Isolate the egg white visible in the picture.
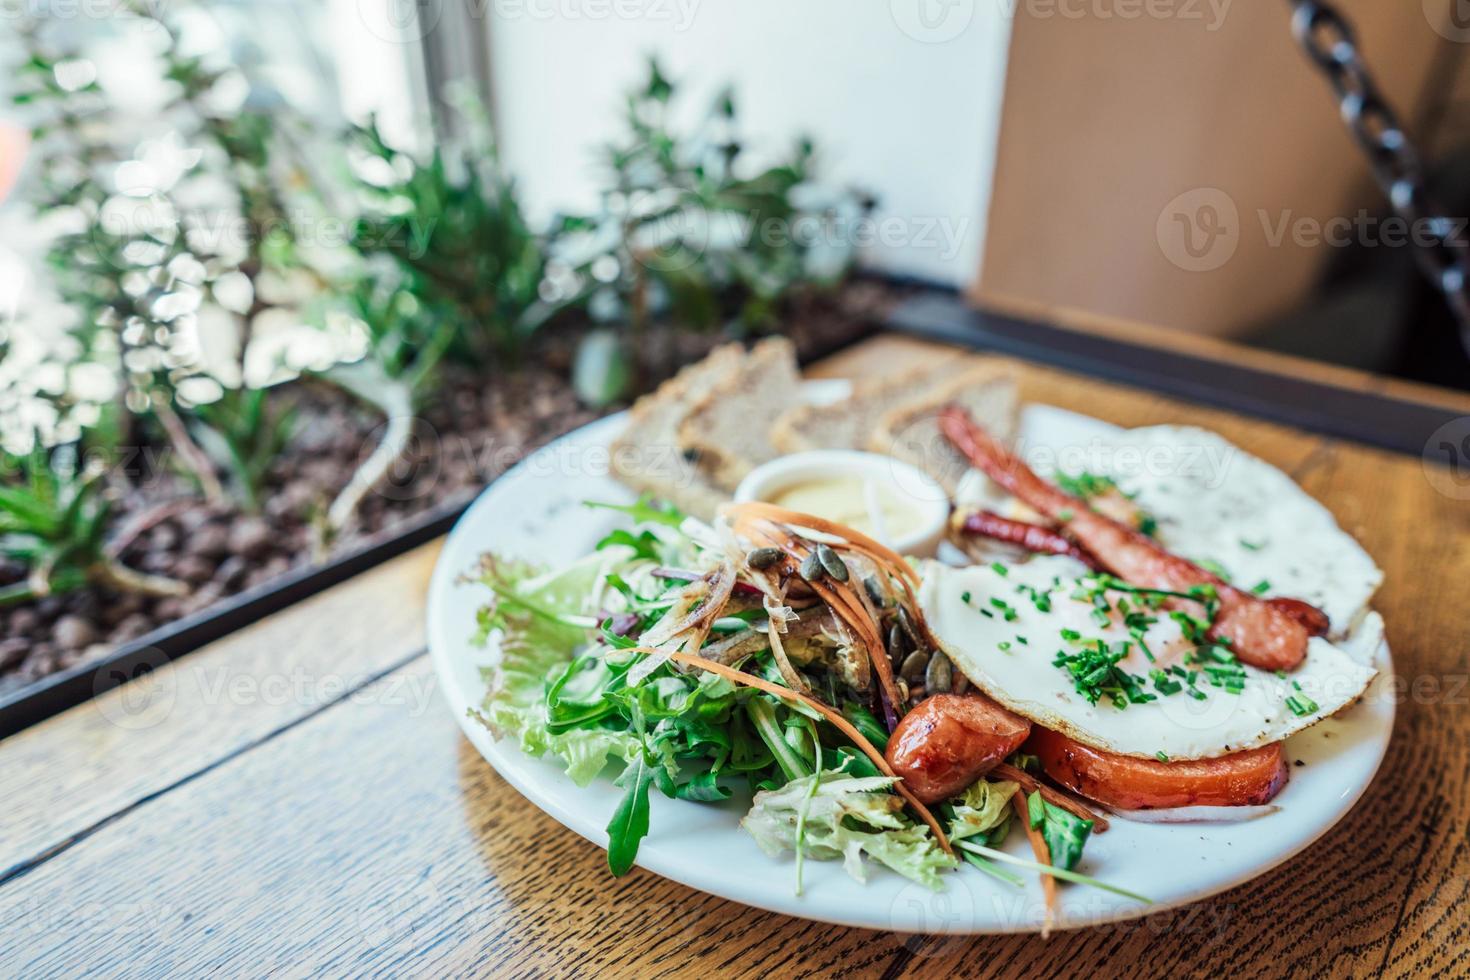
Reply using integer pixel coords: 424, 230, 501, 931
919, 556, 1381, 761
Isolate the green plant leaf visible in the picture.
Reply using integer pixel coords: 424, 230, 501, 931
607, 754, 655, 875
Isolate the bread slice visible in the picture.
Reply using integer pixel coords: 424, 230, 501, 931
609, 343, 745, 520
770, 359, 974, 455
869, 366, 1018, 494
676, 337, 801, 490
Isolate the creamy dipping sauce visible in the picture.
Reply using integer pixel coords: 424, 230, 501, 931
767, 476, 925, 541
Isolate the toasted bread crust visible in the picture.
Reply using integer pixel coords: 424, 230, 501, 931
870, 365, 1017, 493
609, 343, 746, 519
676, 337, 799, 490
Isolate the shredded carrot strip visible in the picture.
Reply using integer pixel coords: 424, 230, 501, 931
1012, 791, 1056, 937
723, 502, 918, 586
736, 516, 906, 719
647, 648, 953, 857
992, 763, 1109, 833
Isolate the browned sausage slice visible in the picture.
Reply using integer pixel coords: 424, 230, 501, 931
1028, 727, 1288, 810
885, 694, 1032, 804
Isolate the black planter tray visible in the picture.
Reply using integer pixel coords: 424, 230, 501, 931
0, 491, 474, 740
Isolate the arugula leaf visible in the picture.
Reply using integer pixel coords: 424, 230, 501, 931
1026, 790, 1094, 872
607, 754, 656, 875
841, 702, 889, 752
596, 528, 663, 560
585, 493, 686, 527
674, 770, 731, 802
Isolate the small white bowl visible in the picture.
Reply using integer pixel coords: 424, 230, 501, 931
733, 450, 952, 557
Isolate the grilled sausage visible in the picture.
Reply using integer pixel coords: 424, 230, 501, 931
1028, 727, 1289, 810
885, 694, 1032, 804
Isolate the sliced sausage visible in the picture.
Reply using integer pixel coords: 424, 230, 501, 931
1028, 727, 1289, 810
885, 694, 1032, 804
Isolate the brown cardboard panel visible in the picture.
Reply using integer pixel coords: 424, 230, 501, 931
976, 2, 1459, 338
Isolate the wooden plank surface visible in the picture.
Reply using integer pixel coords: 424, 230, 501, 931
2, 335, 1466, 978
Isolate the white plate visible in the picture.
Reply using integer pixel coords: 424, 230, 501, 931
426, 402, 1394, 934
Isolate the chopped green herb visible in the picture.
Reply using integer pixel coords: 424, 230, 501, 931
991, 562, 1008, 577
961, 591, 972, 605
1285, 694, 1319, 716
1251, 579, 1271, 596
1155, 751, 1169, 763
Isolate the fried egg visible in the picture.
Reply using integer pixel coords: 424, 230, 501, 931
919, 556, 1381, 761
958, 422, 1384, 637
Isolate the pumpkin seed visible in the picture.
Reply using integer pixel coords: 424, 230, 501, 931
863, 574, 888, 609
815, 544, 849, 582
925, 651, 953, 693
798, 550, 824, 582
746, 546, 782, 570
899, 649, 931, 683
896, 605, 922, 650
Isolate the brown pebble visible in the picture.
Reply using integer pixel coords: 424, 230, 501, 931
215, 555, 250, 588
0, 637, 27, 671
172, 555, 216, 584
53, 614, 99, 651
228, 517, 273, 559
7, 607, 39, 638
111, 614, 155, 643
188, 523, 230, 559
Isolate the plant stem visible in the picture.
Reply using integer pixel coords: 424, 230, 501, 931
88, 560, 188, 598
154, 400, 226, 505
326, 410, 413, 534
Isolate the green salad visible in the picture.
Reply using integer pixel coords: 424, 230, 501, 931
467, 496, 1147, 903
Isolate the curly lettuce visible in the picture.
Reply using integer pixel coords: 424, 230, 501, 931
741, 773, 957, 889
470, 548, 641, 785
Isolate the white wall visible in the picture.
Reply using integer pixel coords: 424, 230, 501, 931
485, 1, 1013, 286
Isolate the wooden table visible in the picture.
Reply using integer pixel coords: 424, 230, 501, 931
3, 336, 1467, 978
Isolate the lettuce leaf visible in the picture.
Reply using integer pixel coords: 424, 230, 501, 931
740, 773, 957, 889
471, 549, 640, 785
947, 778, 1019, 843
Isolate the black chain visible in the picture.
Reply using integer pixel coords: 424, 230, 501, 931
1288, 0, 1470, 356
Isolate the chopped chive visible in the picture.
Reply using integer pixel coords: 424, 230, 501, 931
1155, 751, 1169, 763
1285, 694, 1319, 716
1251, 580, 1271, 596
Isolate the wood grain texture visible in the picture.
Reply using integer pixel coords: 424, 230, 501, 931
0, 541, 440, 878
1, 335, 1466, 978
